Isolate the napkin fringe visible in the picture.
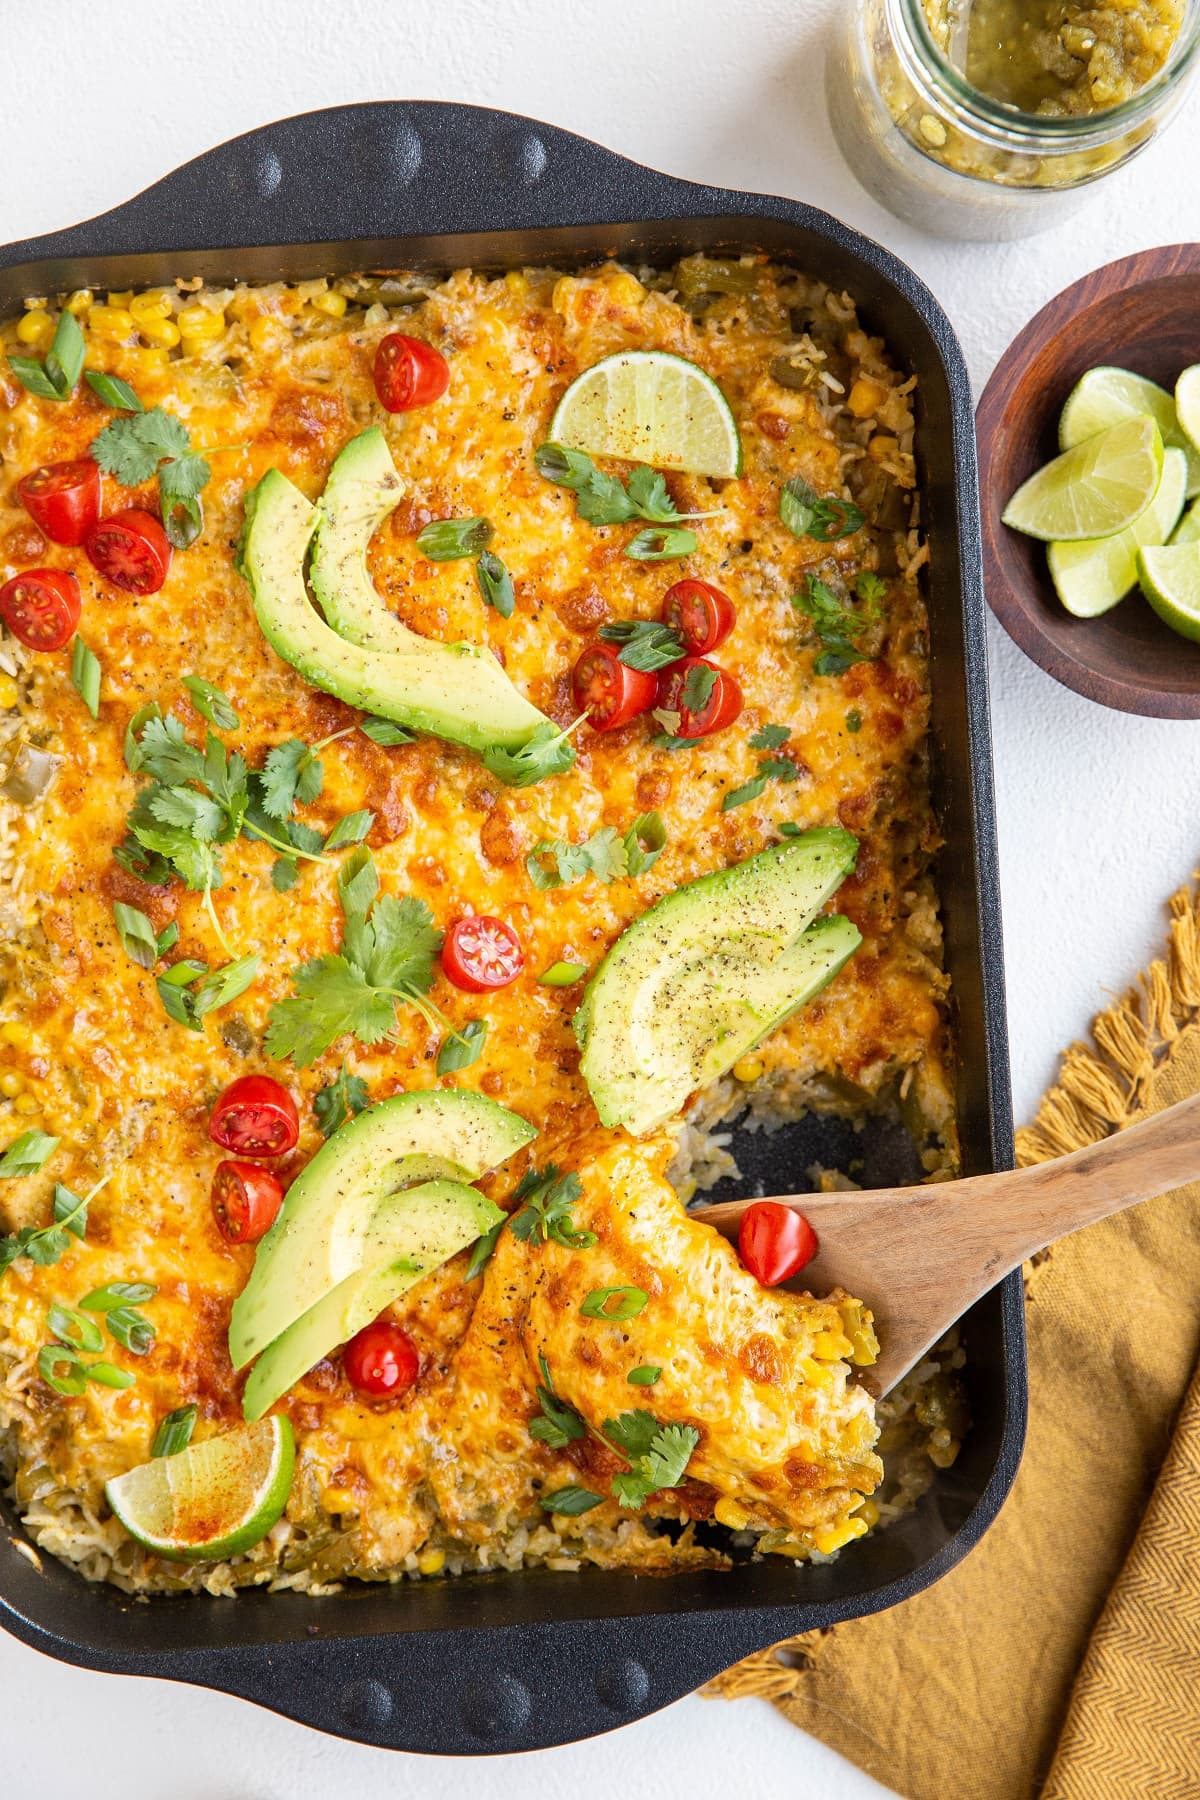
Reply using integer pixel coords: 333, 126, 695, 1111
708, 873, 1200, 1709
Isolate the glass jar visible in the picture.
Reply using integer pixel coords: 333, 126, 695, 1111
827, 0, 1200, 239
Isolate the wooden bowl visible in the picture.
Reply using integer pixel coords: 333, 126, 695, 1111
978, 244, 1200, 719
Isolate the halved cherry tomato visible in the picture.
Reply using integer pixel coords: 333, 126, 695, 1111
442, 915, 524, 991
343, 1320, 421, 1397
209, 1074, 299, 1157
738, 1201, 818, 1287
85, 508, 172, 595
0, 569, 81, 651
572, 641, 658, 731
655, 655, 743, 738
662, 579, 735, 656
211, 1160, 284, 1245
17, 459, 102, 547
373, 333, 450, 412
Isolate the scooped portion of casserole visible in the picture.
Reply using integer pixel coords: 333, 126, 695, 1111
0, 259, 959, 1594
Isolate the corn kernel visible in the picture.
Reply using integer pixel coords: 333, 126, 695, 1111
812, 1330, 854, 1361
732, 1055, 764, 1084
799, 1355, 834, 1387
417, 1548, 446, 1576
137, 315, 181, 349
713, 1497, 752, 1531
65, 289, 93, 316
847, 377, 888, 419
812, 1515, 869, 1556
928, 1434, 960, 1470
310, 289, 347, 318
88, 305, 136, 341
505, 270, 529, 296
606, 270, 646, 307
867, 434, 900, 463
131, 349, 170, 378
0, 1071, 25, 1098
0, 1021, 32, 1049
13, 1091, 40, 1116
107, 290, 134, 309
178, 305, 225, 346
249, 316, 286, 354
853, 1497, 880, 1529
320, 1487, 360, 1516
0, 673, 20, 710
130, 289, 173, 322
16, 309, 54, 349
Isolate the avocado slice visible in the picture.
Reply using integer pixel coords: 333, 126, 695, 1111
308, 427, 415, 654
228, 1090, 535, 1369
574, 829, 862, 1136
236, 458, 550, 752
241, 1177, 502, 1421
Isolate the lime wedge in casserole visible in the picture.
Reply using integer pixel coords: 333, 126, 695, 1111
1137, 542, 1200, 643
104, 1416, 294, 1561
549, 349, 742, 478
1048, 446, 1187, 617
1002, 416, 1162, 543
1059, 364, 1200, 498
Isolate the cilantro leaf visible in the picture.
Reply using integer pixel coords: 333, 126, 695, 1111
264, 955, 395, 1066
313, 1063, 370, 1138
530, 1356, 588, 1449
855, 571, 889, 606
535, 443, 639, 525
481, 721, 577, 789
680, 663, 716, 713
91, 406, 189, 485
539, 1486, 604, 1515
792, 574, 882, 678
603, 1410, 662, 1460
748, 723, 790, 751
624, 464, 682, 523
607, 1418, 700, 1510
779, 477, 864, 543
526, 814, 665, 889
507, 1165, 595, 1250
721, 774, 769, 812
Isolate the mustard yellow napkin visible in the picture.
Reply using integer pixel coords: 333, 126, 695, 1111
708, 880, 1200, 1800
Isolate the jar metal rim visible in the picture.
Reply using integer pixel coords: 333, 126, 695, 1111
894, 0, 1200, 149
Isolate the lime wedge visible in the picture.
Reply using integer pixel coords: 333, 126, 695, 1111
1059, 364, 1200, 497
105, 1416, 294, 1561
1138, 543, 1200, 643
1170, 497, 1200, 545
549, 350, 742, 477
1002, 416, 1163, 543
1048, 447, 1187, 617
1174, 366, 1200, 489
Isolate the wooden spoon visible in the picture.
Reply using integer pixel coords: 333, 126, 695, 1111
695, 1091, 1200, 1395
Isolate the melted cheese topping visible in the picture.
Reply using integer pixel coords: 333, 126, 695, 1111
0, 262, 952, 1591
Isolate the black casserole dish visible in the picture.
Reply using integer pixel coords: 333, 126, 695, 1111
0, 101, 1020, 1755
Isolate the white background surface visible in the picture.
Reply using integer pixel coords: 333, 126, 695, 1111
3, 2, 1199, 1794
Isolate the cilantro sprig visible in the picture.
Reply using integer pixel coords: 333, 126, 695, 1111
313, 1062, 370, 1138
0, 1172, 111, 1280
535, 444, 714, 561
721, 723, 801, 812
533, 1393, 701, 1515
526, 812, 666, 890
91, 405, 241, 549
779, 476, 864, 543
263, 846, 472, 1069
7, 309, 84, 402
793, 573, 885, 678
530, 1355, 587, 1449
466, 1162, 593, 1279
481, 717, 583, 789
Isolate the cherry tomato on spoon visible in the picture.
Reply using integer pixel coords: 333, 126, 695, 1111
738, 1201, 818, 1287
572, 641, 657, 731
441, 915, 524, 991
0, 569, 81, 651
17, 459, 102, 547
211, 1160, 284, 1245
662, 579, 735, 655
655, 655, 743, 738
209, 1074, 299, 1157
344, 1320, 421, 1397
373, 333, 450, 412
85, 507, 172, 595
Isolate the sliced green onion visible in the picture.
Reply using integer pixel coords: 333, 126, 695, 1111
416, 517, 493, 560
580, 1285, 648, 1322
538, 961, 588, 987
70, 636, 101, 719
627, 1365, 662, 1386
152, 1403, 198, 1457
